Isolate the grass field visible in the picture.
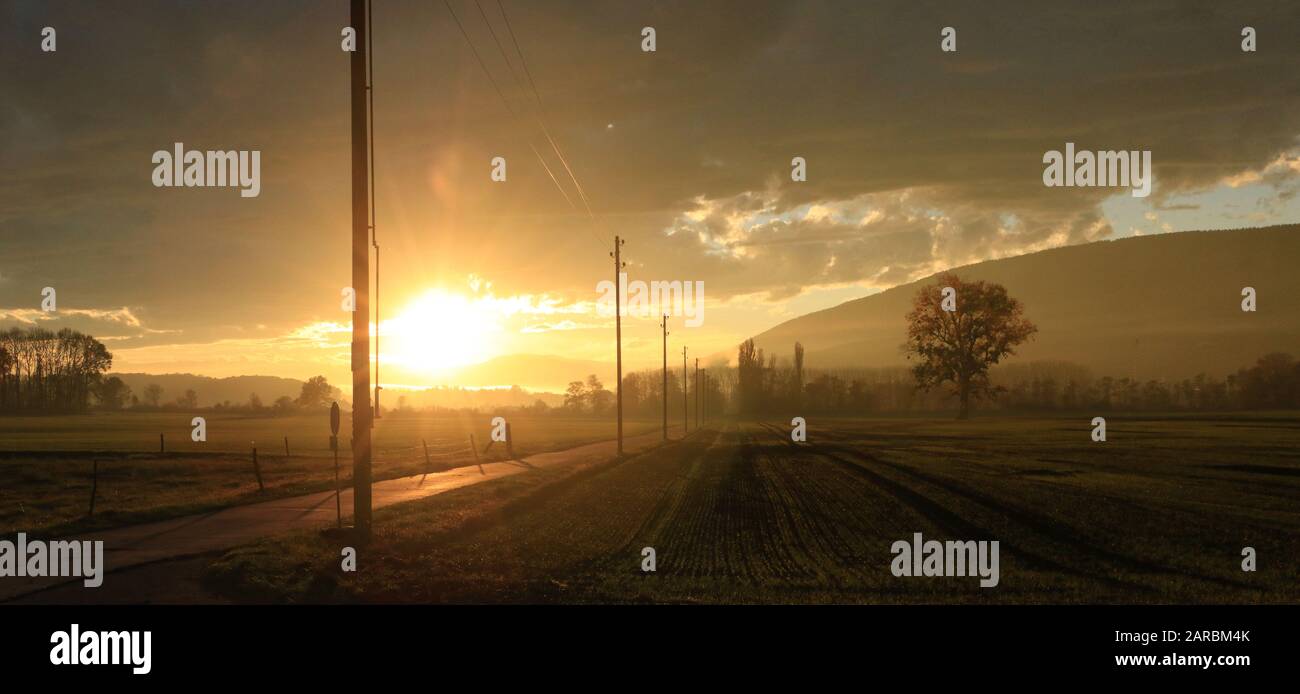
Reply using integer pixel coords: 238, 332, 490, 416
0, 411, 660, 536
0, 410, 650, 457
204, 413, 1300, 604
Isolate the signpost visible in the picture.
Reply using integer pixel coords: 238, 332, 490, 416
330, 401, 341, 528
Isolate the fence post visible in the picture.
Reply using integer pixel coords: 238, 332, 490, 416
284, 435, 290, 457
160, 433, 164, 454
470, 434, 484, 475
416, 438, 435, 488
252, 443, 264, 491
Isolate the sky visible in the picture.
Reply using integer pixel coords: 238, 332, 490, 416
2, 0, 1299, 392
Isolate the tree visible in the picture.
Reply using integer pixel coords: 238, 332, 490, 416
143, 383, 164, 407
174, 389, 198, 409
736, 338, 768, 414
273, 395, 296, 414
1236, 352, 1298, 409
905, 273, 1037, 418
296, 375, 334, 410
93, 376, 132, 411
564, 381, 585, 411
792, 341, 805, 408
248, 393, 264, 411
584, 374, 613, 414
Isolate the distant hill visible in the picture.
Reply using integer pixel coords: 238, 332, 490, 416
111, 354, 612, 407
425, 353, 614, 393
387, 385, 564, 411
746, 225, 1300, 380
109, 373, 306, 408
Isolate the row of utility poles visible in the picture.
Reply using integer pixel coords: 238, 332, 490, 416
618, 236, 712, 454
353, 0, 715, 541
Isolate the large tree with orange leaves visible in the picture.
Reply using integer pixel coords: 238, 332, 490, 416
905, 273, 1037, 418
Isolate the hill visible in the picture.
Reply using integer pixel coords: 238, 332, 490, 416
746, 225, 1300, 380
109, 373, 307, 408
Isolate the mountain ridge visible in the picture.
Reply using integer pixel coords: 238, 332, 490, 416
744, 225, 1300, 380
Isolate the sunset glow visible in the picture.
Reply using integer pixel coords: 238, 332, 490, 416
383, 290, 503, 373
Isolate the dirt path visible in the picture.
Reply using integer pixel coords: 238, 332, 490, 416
0, 425, 685, 603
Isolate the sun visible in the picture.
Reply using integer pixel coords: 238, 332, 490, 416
382, 290, 501, 375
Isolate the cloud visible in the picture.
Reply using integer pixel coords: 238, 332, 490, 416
0, 306, 146, 330
3, 0, 1299, 371
655, 184, 1111, 301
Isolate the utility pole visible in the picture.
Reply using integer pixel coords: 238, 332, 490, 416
373, 245, 381, 425
695, 358, 700, 430
700, 368, 706, 425
612, 236, 625, 455
682, 346, 688, 436
350, 0, 372, 537
369, 0, 381, 426
660, 314, 668, 441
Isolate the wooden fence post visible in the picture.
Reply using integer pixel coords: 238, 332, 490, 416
470, 434, 484, 475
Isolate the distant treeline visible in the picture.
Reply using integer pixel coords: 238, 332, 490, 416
0, 328, 113, 414
0, 327, 347, 417
129, 375, 340, 416
561, 371, 725, 418
725, 344, 1300, 414
991, 353, 1300, 412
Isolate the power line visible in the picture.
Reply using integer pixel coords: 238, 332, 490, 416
475, 0, 526, 105
495, 0, 603, 237
481, 0, 606, 246
444, 0, 600, 247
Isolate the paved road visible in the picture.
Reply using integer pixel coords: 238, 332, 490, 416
0, 425, 686, 602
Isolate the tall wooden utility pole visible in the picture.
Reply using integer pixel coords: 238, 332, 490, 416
350, 0, 373, 537
368, 0, 381, 426
682, 346, 688, 436
695, 358, 700, 430
612, 236, 625, 455
660, 315, 668, 441
701, 369, 707, 424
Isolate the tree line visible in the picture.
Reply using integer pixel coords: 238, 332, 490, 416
563, 370, 725, 419
728, 273, 1300, 416
0, 326, 341, 417
725, 353, 1300, 415
0, 327, 113, 414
